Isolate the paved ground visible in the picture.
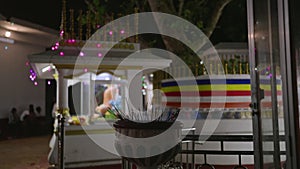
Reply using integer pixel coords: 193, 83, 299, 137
0, 135, 53, 169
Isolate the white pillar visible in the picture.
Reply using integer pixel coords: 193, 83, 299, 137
126, 70, 143, 111
57, 69, 69, 111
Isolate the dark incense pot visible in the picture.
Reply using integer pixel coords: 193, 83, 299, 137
113, 119, 183, 169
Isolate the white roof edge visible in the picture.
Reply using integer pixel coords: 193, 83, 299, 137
9, 17, 58, 35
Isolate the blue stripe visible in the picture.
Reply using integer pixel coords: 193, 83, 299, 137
161, 78, 281, 87
162, 79, 251, 87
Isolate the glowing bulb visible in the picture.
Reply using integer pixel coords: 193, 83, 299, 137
120, 30, 125, 34
59, 52, 64, 56
79, 52, 85, 56
34, 81, 38, 86
84, 68, 88, 72
109, 31, 113, 35
96, 44, 101, 48
98, 53, 102, 57
5, 31, 11, 37
47, 81, 51, 85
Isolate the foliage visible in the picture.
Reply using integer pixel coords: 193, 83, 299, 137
80, 0, 242, 66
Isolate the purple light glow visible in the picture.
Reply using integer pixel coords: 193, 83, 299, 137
120, 30, 125, 34
34, 81, 38, 86
96, 44, 101, 48
84, 68, 88, 72
98, 53, 102, 57
60, 30, 64, 36
79, 52, 85, 56
47, 81, 51, 85
59, 52, 64, 56
51, 47, 55, 51
109, 31, 113, 35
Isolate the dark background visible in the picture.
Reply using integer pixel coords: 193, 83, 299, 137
0, 0, 247, 44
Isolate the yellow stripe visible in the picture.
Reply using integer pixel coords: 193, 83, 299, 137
260, 84, 281, 91
66, 129, 115, 136
161, 85, 250, 92
161, 84, 281, 92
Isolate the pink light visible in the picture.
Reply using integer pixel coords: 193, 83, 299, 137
60, 30, 64, 36
96, 44, 101, 48
67, 39, 72, 43
55, 42, 59, 46
59, 52, 64, 56
71, 39, 76, 43
120, 30, 125, 34
109, 31, 113, 35
51, 47, 55, 51
25, 61, 29, 66
96, 25, 101, 28
98, 53, 102, 57
47, 81, 51, 85
34, 81, 38, 86
79, 52, 85, 57
84, 68, 88, 72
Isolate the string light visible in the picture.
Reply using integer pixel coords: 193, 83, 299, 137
5, 31, 11, 38
79, 52, 85, 56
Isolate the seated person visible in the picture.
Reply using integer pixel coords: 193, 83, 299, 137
95, 85, 122, 119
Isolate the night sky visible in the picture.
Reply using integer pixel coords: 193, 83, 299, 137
0, 0, 247, 43
0, 0, 86, 30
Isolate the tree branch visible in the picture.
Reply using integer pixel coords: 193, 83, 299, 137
178, 0, 185, 16
204, 0, 233, 37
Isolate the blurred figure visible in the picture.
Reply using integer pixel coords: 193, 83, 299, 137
8, 107, 20, 138
35, 106, 42, 117
95, 85, 121, 119
20, 104, 37, 136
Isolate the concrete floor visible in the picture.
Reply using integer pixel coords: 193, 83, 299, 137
0, 135, 53, 169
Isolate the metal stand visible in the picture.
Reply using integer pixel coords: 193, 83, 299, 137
57, 114, 65, 169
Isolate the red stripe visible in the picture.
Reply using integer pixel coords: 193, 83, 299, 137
163, 91, 282, 97
264, 91, 282, 96
162, 102, 282, 109
164, 91, 250, 97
